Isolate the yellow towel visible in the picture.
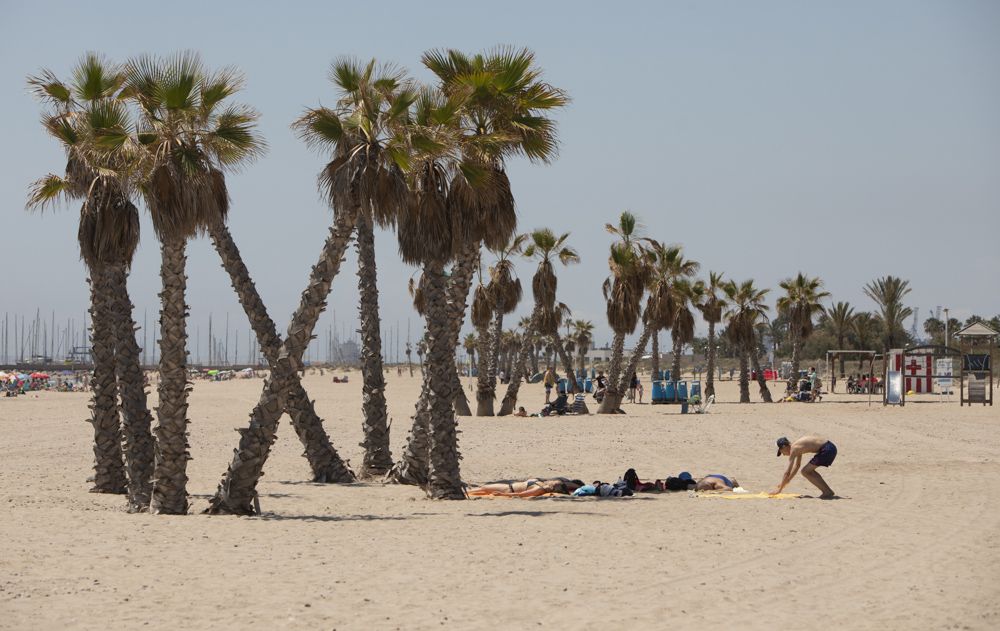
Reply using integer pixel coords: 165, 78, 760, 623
698, 492, 802, 500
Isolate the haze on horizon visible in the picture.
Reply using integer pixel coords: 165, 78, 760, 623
1, 0, 998, 362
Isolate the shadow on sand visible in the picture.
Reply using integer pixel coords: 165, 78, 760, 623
466, 510, 607, 518
256, 512, 419, 523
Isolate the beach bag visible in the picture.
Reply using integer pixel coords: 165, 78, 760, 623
664, 476, 693, 491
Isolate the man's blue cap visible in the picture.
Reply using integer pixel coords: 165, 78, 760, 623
678, 471, 693, 481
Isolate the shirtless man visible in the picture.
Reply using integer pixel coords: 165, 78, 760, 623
771, 435, 838, 498
695, 474, 739, 492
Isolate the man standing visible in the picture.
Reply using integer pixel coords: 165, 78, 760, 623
771, 435, 837, 498
542, 367, 557, 404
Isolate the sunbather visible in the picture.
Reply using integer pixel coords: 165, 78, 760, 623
695, 474, 740, 491
467, 477, 585, 497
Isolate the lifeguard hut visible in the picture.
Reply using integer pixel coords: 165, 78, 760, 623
956, 321, 996, 406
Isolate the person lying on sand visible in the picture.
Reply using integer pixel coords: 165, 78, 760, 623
771, 435, 837, 498
695, 474, 740, 492
467, 477, 585, 497
513, 406, 528, 417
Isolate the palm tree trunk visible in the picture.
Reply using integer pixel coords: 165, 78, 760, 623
87, 266, 126, 495
738, 347, 751, 403
384, 366, 432, 487
476, 320, 495, 416
597, 332, 627, 414
705, 321, 717, 398
446, 242, 478, 417
651, 331, 660, 379
837, 336, 846, 376
671, 335, 683, 382
552, 333, 578, 393
530, 343, 539, 375
423, 261, 464, 499
498, 307, 541, 416
207, 201, 359, 515
208, 221, 354, 483
790, 335, 801, 381
385, 243, 479, 484
749, 343, 773, 402
150, 236, 190, 514
107, 265, 155, 511
479, 310, 504, 416
355, 213, 393, 477
615, 324, 653, 395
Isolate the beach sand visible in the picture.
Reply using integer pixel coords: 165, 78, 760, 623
1, 371, 998, 630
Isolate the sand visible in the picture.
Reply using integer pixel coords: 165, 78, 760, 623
1, 371, 998, 630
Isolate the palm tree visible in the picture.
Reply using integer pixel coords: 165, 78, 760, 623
386, 46, 566, 485
27, 55, 155, 509
777, 273, 829, 381
470, 281, 493, 402
724, 280, 770, 403
597, 212, 651, 414
823, 301, 855, 377
670, 279, 702, 383
129, 56, 353, 488
478, 234, 524, 415
694, 271, 726, 398
462, 333, 477, 375
499, 229, 579, 415
571, 320, 594, 374
863, 276, 913, 351
613, 242, 697, 402
852, 312, 879, 370
421, 47, 567, 413
207, 58, 413, 514
298, 58, 414, 478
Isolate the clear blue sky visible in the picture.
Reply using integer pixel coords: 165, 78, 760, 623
2, 0, 998, 361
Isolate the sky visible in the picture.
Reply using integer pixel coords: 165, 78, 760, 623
1, 0, 998, 363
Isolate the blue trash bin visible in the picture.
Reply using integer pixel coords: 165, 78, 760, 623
664, 381, 677, 402
677, 380, 688, 401
557, 378, 568, 394
681, 401, 689, 414
689, 380, 701, 399
651, 380, 666, 403
584, 378, 593, 393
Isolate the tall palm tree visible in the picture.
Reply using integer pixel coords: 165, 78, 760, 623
823, 301, 855, 377
724, 280, 770, 403
478, 234, 524, 415
129, 56, 354, 488
852, 312, 879, 370
498, 229, 579, 414
571, 320, 594, 374
462, 333, 477, 375
420, 48, 567, 417
777, 273, 829, 380
386, 46, 566, 483
863, 276, 913, 351
27, 55, 155, 509
299, 58, 414, 478
597, 212, 651, 414
697, 271, 727, 398
470, 281, 493, 400
207, 58, 413, 514
613, 242, 697, 402
669, 279, 702, 383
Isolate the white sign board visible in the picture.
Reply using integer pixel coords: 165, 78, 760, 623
936, 358, 953, 389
